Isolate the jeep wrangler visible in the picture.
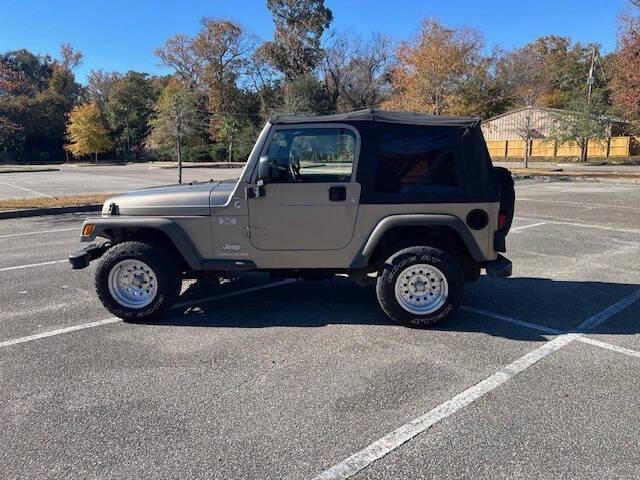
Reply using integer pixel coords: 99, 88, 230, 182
69, 109, 514, 328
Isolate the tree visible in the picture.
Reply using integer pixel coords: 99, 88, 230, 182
610, 14, 640, 131
155, 34, 201, 88
66, 102, 113, 163
147, 79, 205, 182
0, 46, 82, 162
193, 18, 256, 139
384, 20, 483, 115
258, 0, 333, 80
323, 32, 393, 111
104, 71, 156, 159
550, 95, 611, 162
60, 43, 83, 71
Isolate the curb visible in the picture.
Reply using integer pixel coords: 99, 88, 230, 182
513, 174, 640, 185
0, 204, 102, 220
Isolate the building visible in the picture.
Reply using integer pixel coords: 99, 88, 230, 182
481, 106, 625, 141
481, 106, 635, 159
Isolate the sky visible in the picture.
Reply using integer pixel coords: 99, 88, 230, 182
0, 0, 632, 83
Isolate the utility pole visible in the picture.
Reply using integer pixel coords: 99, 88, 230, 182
587, 47, 596, 104
582, 48, 597, 162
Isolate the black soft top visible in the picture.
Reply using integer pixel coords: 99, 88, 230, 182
269, 108, 480, 128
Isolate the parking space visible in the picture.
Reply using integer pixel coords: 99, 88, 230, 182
0, 164, 244, 200
0, 181, 639, 479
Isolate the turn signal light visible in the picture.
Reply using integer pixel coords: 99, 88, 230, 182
498, 213, 507, 230
82, 224, 95, 236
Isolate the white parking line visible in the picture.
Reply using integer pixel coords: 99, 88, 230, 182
314, 289, 640, 480
0, 259, 67, 272
172, 279, 296, 309
0, 317, 121, 348
514, 216, 640, 235
578, 336, 640, 360
574, 288, 640, 332
0, 179, 54, 198
510, 221, 547, 233
312, 334, 578, 480
0, 227, 78, 239
0, 280, 295, 349
518, 198, 640, 213
460, 306, 562, 335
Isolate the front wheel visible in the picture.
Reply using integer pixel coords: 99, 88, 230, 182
95, 241, 181, 321
376, 246, 464, 328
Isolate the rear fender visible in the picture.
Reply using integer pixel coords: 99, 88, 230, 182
353, 214, 486, 267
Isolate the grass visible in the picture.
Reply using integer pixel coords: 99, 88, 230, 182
0, 167, 59, 174
0, 194, 114, 212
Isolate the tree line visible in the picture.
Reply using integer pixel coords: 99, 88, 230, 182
1, 0, 640, 164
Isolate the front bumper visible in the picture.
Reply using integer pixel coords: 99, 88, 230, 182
68, 243, 110, 269
485, 254, 512, 278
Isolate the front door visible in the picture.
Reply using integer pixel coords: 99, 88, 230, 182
247, 125, 361, 251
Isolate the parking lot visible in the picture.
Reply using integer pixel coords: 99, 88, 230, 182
1, 180, 639, 479
0, 164, 244, 200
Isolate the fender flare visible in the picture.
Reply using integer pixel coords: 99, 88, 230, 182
356, 214, 485, 266
80, 217, 203, 270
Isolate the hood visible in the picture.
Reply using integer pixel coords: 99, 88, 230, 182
102, 180, 238, 216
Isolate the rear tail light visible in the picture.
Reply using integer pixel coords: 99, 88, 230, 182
498, 213, 507, 230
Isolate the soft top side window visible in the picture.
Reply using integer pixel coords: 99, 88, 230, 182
265, 127, 356, 183
375, 124, 459, 194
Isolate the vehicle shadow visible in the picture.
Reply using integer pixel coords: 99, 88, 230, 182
145, 275, 639, 342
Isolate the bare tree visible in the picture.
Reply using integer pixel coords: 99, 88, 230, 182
155, 34, 202, 88
60, 43, 83, 71
323, 32, 393, 111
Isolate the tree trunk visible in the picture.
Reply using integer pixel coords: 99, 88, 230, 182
177, 139, 182, 184
95, 152, 98, 164
228, 133, 233, 162
524, 138, 530, 169
581, 139, 588, 163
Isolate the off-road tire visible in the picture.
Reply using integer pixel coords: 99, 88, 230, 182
376, 246, 464, 328
95, 241, 181, 322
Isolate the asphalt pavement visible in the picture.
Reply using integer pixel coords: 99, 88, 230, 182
1, 181, 639, 479
0, 164, 244, 200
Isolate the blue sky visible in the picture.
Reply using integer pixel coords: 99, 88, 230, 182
0, 0, 631, 83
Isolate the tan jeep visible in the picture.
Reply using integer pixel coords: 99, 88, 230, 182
69, 109, 514, 328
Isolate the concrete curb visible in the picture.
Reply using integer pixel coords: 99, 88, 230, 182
513, 174, 640, 185
0, 204, 102, 220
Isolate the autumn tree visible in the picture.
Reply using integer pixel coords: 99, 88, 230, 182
611, 14, 640, 131
156, 19, 256, 146
258, 0, 333, 80
66, 102, 113, 163
384, 20, 483, 115
147, 79, 206, 182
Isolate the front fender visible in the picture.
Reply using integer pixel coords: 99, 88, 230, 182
79, 217, 203, 270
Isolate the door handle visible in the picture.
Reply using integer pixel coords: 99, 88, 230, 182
329, 186, 346, 201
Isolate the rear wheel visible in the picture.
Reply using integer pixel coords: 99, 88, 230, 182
376, 246, 464, 328
95, 241, 181, 321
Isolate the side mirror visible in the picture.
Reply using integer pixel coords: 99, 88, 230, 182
257, 155, 271, 182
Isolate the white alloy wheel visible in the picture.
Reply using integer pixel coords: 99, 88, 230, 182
394, 263, 449, 315
108, 259, 158, 309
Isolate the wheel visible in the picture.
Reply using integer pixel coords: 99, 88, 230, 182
95, 241, 181, 321
376, 246, 464, 328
